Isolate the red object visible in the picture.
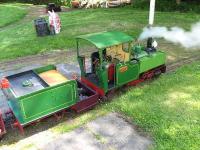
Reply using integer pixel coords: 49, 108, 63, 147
71, 96, 99, 113
71, 81, 99, 113
81, 77, 105, 97
53, 110, 66, 121
13, 120, 24, 135
127, 71, 153, 86
11, 108, 68, 135
0, 111, 6, 137
127, 79, 144, 86
108, 64, 115, 82
71, 1, 80, 8
141, 70, 154, 80
0, 78, 10, 89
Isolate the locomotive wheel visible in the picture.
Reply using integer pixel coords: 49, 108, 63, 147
140, 65, 166, 80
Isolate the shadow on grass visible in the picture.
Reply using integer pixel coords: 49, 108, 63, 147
0, 107, 108, 147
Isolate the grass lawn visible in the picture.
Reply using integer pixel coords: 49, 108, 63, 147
0, 3, 27, 28
0, 6, 200, 62
104, 62, 200, 150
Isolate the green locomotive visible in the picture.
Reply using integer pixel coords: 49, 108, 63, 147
77, 31, 166, 96
0, 31, 166, 135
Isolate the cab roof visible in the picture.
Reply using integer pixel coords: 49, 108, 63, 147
76, 31, 134, 49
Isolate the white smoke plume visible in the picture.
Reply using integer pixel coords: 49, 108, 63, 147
139, 21, 200, 49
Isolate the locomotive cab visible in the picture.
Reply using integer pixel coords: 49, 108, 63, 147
76, 31, 140, 96
76, 31, 166, 97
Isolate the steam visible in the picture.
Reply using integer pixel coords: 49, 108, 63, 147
139, 21, 200, 49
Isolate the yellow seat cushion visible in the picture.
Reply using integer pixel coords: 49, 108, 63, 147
117, 47, 130, 62
107, 44, 130, 62
39, 70, 68, 86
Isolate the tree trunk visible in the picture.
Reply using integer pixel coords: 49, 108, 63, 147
176, 0, 181, 5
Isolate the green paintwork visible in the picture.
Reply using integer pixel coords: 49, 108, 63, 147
139, 51, 166, 73
76, 31, 134, 49
34, 65, 56, 74
77, 56, 86, 77
76, 31, 166, 94
76, 31, 134, 93
8, 66, 78, 125
132, 45, 148, 59
116, 61, 139, 86
96, 65, 108, 92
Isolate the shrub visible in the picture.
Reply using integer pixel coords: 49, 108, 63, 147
0, 0, 70, 6
133, 0, 200, 13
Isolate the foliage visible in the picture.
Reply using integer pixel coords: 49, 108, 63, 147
133, 0, 200, 13
0, 0, 70, 5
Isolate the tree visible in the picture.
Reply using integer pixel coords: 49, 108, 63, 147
176, 0, 181, 4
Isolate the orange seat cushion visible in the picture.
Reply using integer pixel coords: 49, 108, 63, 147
39, 70, 68, 86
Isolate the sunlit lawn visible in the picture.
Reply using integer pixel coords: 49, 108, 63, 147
104, 61, 200, 150
0, 3, 27, 27
0, 5, 200, 62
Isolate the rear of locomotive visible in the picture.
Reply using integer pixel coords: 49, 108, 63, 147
0, 65, 99, 135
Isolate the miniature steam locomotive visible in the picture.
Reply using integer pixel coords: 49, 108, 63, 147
0, 31, 166, 137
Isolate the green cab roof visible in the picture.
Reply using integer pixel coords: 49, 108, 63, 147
76, 31, 134, 49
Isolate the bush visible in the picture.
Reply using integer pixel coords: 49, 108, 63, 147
133, 0, 200, 13
0, 0, 71, 6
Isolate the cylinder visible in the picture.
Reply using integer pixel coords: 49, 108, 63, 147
149, 0, 156, 26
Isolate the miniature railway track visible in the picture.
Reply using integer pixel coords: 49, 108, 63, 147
1, 49, 199, 74
166, 55, 200, 73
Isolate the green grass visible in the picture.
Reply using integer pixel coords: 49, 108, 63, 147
103, 61, 200, 150
0, 3, 27, 28
51, 108, 109, 133
0, 6, 200, 62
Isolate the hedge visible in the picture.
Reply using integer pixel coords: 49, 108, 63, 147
0, 0, 70, 5
133, 0, 200, 13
